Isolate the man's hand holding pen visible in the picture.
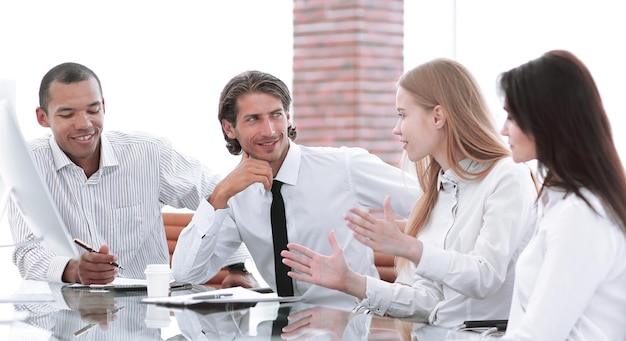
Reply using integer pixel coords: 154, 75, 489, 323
62, 239, 123, 285
74, 238, 125, 269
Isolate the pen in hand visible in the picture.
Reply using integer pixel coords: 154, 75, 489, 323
73, 238, 125, 270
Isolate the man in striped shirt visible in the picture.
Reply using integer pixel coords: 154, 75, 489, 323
9, 62, 257, 287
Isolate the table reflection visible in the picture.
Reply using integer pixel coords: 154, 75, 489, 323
409, 323, 505, 341
12, 285, 166, 340
173, 302, 386, 340
7, 281, 490, 341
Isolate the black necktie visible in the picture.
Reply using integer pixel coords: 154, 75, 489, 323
271, 306, 291, 336
271, 180, 294, 296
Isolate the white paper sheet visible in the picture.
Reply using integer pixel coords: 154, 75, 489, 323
65, 277, 151, 289
141, 286, 301, 306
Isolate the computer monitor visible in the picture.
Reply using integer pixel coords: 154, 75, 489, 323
0, 99, 78, 257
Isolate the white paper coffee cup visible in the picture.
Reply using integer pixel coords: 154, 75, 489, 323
144, 264, 171, 297
145, 304, 171, 328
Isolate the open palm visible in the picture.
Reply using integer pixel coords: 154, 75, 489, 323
281, 231, 352, 292
344, 195, 415, 259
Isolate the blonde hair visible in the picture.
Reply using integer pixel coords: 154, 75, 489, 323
397, 59, 510, 270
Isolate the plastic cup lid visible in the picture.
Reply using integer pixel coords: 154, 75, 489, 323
144, 264, 171, 273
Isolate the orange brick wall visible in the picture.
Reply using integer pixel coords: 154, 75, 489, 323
292, 0, 404, 166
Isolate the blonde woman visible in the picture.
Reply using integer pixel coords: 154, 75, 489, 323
282, 59, 537, 327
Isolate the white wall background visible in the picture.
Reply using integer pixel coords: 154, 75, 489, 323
404, 0, 626, 160
0, 1, 294, 177
1, 0, 625, 314
3, 0, 624, 187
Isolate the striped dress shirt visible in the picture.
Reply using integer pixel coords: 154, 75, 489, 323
9, 131, 249, 282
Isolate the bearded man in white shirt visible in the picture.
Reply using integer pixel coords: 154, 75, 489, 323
171, 70, 420, 307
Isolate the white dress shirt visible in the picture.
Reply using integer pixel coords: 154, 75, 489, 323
9, 131, 250, 282
502, 187, 626, 341
172, 141, 420, 307
356, 158, 537, 327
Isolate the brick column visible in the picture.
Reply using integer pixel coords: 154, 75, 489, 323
292, 0, 404, 165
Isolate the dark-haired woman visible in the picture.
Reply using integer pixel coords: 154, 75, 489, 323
499, 50, 626, 340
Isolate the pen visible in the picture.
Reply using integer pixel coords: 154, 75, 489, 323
73, 238, 125, 269
170, 282, 193, 291
191, 293, 234, 300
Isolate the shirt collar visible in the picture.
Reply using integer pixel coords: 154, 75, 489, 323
273, 140, 299, 187
48, 135, 72, 171
99, 134, 119, 168
436, 158, 479, 192
48, 133, 119, 172
540, 186, 570, 209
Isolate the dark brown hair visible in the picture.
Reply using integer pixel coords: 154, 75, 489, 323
218, 70, 297, 155
499, 50, 626, 232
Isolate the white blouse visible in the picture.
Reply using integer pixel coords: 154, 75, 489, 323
502, 187, 626, 341
358, 158, 538, 328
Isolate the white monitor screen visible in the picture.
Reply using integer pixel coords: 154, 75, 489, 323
0, 99, 78, 258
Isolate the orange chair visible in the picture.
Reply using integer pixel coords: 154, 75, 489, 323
373, 251, 396, 283
162, 212, 397, 288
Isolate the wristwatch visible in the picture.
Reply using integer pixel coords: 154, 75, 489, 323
225, 262, 249, 274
